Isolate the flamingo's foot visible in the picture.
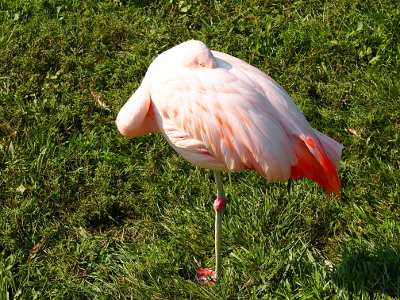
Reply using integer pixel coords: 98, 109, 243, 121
195, 267, 217, 286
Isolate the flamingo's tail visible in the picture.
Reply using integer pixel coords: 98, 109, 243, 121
290, 131, 343, 199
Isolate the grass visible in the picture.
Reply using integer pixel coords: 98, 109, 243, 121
0, 0, 399, 298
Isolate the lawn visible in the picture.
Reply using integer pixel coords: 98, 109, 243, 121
0, 0, 399, 299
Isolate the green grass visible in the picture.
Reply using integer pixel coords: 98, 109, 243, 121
0, 0, 399, 298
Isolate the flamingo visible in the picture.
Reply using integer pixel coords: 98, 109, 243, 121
116, 40, 342, 282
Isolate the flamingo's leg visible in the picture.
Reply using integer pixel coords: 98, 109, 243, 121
213, 170, 226, 278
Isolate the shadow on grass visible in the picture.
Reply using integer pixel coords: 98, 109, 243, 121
334, 246, 400, 298
85, 202, 134, 232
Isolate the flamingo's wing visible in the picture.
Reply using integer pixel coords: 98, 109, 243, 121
149, 50, 342, 197
150, 63, 297, 184
213, 51, 343, 197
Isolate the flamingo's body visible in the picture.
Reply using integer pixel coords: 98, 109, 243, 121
116, 40, 342, 279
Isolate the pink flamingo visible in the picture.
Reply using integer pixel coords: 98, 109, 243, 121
116, 40, 342, 282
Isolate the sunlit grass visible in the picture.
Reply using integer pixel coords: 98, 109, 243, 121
0, 0, 399, 299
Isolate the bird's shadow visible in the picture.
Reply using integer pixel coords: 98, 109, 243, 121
332, 245, 400, 298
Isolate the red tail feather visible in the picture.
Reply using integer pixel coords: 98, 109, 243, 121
290, 135, 341, 199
